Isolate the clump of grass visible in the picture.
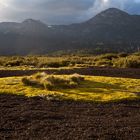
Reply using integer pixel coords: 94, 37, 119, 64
22, 72, 84, 90
70, 73, 85, 83
95, 59, 113, 67
113, 56, 140, 68
22, 77, 42, 88
98, 53, 118, 60
5, 60, 23, 67
33, 72, 46, 79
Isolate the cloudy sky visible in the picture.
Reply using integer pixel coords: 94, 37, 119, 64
0, 0, 140, 25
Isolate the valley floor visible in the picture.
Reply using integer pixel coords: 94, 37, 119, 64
0, 94, 140, 140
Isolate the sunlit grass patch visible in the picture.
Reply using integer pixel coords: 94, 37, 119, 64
58, 76, 140, 101
0, 75, 140, 102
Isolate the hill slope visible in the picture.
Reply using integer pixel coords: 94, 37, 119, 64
0, 8, 140, 55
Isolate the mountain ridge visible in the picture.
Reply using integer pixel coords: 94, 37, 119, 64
0, 8, 140, 55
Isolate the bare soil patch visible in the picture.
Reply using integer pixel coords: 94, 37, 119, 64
0, 67, 140, 79
0, 94, 140, 140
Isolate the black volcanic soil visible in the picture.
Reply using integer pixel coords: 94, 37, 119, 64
0, 67, 140, 79
0, 94, 140, 140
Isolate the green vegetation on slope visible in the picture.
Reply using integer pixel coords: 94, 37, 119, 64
0, 74, 139, 102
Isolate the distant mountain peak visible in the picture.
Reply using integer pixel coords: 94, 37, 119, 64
98, 8, 129, 17
103, 8, 128, 13
86, 8, 130, 24
22, 19, 47, 27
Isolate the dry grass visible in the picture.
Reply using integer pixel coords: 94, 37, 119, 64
22, 73, 85, 90
0, 52, 139, 70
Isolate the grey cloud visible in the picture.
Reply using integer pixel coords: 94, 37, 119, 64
0, 0, 140, 25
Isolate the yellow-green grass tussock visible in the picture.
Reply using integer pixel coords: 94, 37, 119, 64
0, 75, 140, 102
